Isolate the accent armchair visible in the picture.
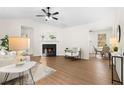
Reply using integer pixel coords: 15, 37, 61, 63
65, 47, 81, 60
101, 45, 110, 58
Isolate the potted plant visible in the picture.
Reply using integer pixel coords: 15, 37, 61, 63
113, 46, 118, 52
0, 35, 9, 51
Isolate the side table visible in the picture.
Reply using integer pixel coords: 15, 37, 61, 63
112, 55, 123, 85
0, 61, 36, 85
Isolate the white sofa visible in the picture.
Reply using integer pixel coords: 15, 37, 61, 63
0, 55, 16, 67
0, 49, 31, 84
0, 50, 20, 84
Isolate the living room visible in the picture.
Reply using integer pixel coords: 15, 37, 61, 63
0, 8, 117, 58
0, 7, 124, 85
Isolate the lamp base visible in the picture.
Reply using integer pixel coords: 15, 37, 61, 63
16, 61, 25, 66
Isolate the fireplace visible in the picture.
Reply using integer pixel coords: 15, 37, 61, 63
42, 44, 56, 56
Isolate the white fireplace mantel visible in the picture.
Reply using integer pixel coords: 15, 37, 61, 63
41, 40, 59, 45
41, 40, 59, 56
41, 40, 59, 43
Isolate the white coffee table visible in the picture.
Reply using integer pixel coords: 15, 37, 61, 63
0, 61, 36, 85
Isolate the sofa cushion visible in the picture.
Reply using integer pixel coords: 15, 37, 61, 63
0, 50, 16, 67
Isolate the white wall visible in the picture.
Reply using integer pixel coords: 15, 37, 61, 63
33, 24, 64, 56
119, 9, 124, 51
0, 19, 21, 38
115, 8, 124, 83
0, 18, 90, 59
21, 26, 34, 54
62, 19, 114, 59
62, 26, 89, 59
0, 19, 64, 56
0, 17, 114, 59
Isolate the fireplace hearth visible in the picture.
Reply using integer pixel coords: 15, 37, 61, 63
42, 44, 56, 56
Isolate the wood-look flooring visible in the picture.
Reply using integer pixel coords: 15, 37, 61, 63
31, 55, 119, 85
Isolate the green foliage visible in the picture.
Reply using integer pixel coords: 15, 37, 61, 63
0, 35, 9, 50
114, 47, 118, 52
49, 34, 56, 39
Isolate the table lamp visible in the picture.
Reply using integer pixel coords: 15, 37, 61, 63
9, 37, 30, 63
110, 37, 118, 52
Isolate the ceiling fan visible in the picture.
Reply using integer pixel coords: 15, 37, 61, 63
36, 7, 59, 21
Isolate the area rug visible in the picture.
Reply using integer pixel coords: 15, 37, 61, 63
0, 63, 56, 85
26, 63, 56, 85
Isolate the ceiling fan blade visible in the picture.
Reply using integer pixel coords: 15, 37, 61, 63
36, 15, 45, 17
52, 12, 59, 15
42, 9, 47, 14
52, 17, 58, 20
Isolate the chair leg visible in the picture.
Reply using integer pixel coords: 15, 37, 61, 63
71, 57, 75, 61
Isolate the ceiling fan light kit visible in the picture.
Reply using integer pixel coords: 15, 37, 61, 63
36, 7, 59, 21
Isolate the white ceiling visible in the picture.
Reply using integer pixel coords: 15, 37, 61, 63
0, 7, 117, 27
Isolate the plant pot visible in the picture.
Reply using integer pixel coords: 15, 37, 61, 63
113, 47, 118, 52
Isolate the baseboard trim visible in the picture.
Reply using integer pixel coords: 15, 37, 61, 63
32, 55, 89, 60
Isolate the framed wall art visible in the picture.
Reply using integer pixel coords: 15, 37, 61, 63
98, 33, 106, 47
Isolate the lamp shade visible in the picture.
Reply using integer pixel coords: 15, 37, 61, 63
9, 37, 30, 51
110, 37, 118, 46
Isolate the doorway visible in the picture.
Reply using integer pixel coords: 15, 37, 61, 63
21, 25, 34, 55
89, 27, 113, 59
